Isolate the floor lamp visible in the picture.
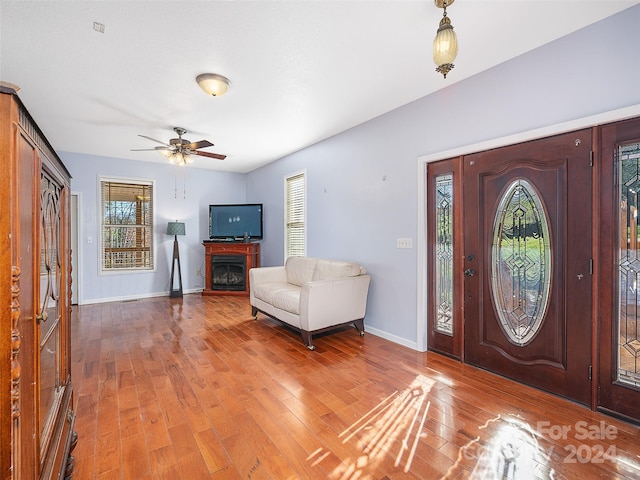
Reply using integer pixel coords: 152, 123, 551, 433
167, 221, 185, 298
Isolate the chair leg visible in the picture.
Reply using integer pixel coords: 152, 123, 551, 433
354, 318, 365, 336
300, 330, 315, 350
251, 306, 258, 318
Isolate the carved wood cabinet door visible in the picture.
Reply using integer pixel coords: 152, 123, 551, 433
37, 165, 74, 479
0, 86, 75, 480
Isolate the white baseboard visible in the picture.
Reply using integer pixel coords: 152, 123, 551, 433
78, 287, 204, 305
365, 325, 418, 351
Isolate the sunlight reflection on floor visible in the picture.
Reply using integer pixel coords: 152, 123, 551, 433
307, 374, 435, 479
306, 372, 640, 479
443, 415, 555, 480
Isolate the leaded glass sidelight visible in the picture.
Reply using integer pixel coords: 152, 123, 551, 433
491, 179, 551, 346
617, 142, 640, 387
434, 173, 454, 335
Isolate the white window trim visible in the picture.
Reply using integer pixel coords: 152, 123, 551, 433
97, 175, 157, 276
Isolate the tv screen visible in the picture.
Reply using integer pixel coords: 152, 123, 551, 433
209, 203, 263, 240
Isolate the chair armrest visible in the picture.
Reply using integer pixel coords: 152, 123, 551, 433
249, 266, 287, 286
249, 266, 287, 305
299, 275, 371, 331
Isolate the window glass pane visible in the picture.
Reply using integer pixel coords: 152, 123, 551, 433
491, 179, 551, 346
617, 141, 640, 387
435, 173, 454, 335
286, 173, 305, 258
100, 179, 154, 271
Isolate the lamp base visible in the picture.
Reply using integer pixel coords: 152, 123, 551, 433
169, 236, 183, 298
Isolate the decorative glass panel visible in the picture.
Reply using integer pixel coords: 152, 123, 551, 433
617, 142, 640, 387
435, 173, 454, 335
491, 179, 551, 346
39, 172, 64, 453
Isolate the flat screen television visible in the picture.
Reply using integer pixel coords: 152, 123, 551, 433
208, 203, 263, 240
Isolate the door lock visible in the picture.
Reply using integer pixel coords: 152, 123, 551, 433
464, 268, 476, 277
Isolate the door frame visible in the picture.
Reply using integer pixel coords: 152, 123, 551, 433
417, 105, 640, 404
71, 192, 82, 305
418, 105, 640, 352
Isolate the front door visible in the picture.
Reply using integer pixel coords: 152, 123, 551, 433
598, 117, 640, 421
463, 129, 593, 405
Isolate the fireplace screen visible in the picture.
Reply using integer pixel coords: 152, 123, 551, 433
212, 255, 246, 291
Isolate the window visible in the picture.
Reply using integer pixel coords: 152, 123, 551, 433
285, 172, 305, 258
100, 178, 154, 272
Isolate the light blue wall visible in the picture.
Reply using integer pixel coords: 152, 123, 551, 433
62, 6, 640, 348
62, 152, 247, 304
247, 5, 640, 347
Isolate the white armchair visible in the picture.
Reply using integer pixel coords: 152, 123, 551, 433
249, 257, 371, 350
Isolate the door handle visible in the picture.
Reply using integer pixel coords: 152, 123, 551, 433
464, 268, 476, 277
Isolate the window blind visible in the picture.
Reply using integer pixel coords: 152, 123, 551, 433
286, 172, 305, 258
100, 179, 154, 271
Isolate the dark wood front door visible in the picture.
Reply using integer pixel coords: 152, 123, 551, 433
598, 117, 640, 422
462, 129, 593, 405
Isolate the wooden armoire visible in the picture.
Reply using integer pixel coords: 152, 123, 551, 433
0, 85, 76, 479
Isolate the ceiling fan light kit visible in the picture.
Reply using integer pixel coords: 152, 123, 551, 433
196, 73, 231, 96
131, 126, 227, 165
168, 151, 193, 166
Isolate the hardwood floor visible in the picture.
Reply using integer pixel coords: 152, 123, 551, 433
71, 294, 640, 479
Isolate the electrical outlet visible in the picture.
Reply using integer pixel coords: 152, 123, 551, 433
396, 238, 413, 249
195, 268, 201, 276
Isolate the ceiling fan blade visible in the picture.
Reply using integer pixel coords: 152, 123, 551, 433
139, 134, 170, 146
194, 150, 226, 160
187, 140, 214, 150
130, 147, 162, 151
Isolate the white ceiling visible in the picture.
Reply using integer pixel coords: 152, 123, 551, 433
1, 0, 638, 173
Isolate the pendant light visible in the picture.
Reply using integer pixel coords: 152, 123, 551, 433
433, 0, 458, 79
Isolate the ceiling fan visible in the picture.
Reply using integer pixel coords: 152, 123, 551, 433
131, 127, 226, 165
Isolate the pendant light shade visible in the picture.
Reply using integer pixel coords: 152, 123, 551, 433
433, 0, 458, 79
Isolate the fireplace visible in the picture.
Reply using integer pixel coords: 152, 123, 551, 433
202, 242, 260, 296
211, 255, 246, 291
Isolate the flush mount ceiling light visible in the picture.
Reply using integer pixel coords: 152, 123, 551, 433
196, 73, 231, 96
433, 0, 458, 79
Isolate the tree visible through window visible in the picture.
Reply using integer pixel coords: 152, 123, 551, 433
100, 178, 154, 271
285, 172, 305, 258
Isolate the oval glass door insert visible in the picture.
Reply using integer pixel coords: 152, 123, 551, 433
491, 179, 551, 346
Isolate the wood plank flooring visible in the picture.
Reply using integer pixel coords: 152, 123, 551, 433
70, 294, 640, 479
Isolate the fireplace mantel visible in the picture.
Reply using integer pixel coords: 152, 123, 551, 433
202, 242, 260, 296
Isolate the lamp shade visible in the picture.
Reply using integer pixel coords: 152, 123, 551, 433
167, 221, 186, 236
433, 14, 458, 78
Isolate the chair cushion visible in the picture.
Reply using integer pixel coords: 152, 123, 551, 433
271, 288, 301, 314
285, 257, 317, 286
312, 259, 362, 281
252, 283, 292, 305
